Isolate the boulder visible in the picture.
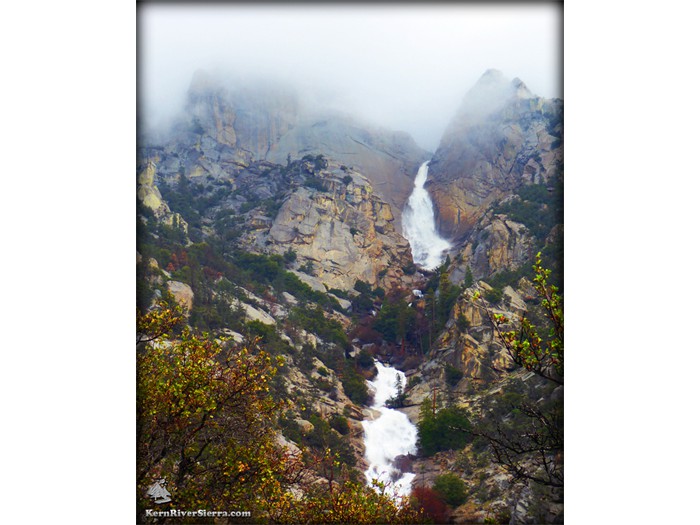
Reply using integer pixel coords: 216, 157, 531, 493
295, 419, 314, 434
166, 281, 194, 312
281, 292, 298, 305
220, 329, 245, 344
329, 294, 352, 311
231, 299, 276, 326
290, 270, 326, 293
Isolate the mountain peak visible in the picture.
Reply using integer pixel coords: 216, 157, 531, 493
511, 77, 533, 99
457, 70, 532, 119
478, 68, 507, 81
188, 69, 222, 94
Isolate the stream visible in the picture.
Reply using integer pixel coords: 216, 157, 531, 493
361, 161, 449, 498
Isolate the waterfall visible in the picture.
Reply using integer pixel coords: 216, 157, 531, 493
362, 360, 418, 499
402, 161, 451, 270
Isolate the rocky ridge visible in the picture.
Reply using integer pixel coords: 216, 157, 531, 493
138, 142, 417, 293
161, 70, 430, 228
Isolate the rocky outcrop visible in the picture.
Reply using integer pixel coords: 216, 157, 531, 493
450, 214, 535, 281
267, 162, 415, 291
412, 277, 531, 393
405, 274, 563, 524
471, 217, 532, 277
137, 148, 416, 297
428, 69, 563, 241
137, 161, 167, 214
137, 159, 189, 233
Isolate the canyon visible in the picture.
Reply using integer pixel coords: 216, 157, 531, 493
137, 68, 563, 524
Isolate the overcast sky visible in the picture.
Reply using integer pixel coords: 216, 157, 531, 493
140, 3, 561, 151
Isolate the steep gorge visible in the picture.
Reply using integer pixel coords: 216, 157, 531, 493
137, 68, 564, 524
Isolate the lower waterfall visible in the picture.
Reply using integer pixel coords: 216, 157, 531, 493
362, 360, 418, 499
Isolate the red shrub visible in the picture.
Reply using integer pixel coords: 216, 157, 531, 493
411, 486, 450, 524
351, 323, 383, 345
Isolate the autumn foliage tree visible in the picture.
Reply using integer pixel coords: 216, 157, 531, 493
137, 300, 427, 524
136, 294, 185, 344
137, 299, 295, 520
271, 454, 427, 525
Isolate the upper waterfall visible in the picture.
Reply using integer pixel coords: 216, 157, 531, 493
402, 161, 451, 270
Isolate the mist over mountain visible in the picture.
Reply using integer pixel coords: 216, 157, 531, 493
144, 69, 430, 229
139, 4, 561, 151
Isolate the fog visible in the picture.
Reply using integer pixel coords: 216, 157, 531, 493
139, 3, 561, 152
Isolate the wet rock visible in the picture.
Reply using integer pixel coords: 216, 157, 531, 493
393, 454, 415, 474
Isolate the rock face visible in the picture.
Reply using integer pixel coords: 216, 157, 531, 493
186, 70, 300, 165
267, 162, 415, 291
408, 271, 542, 397
137, 159, 189, 233
266, 116, 429, 227
138, 143, 416, 294
471, 218, 532, 277
137, 161, 166, 213
428, 69, 563, 242
426, 280, 523, 386
457, 214, 535, 280
168, 70, 429, 227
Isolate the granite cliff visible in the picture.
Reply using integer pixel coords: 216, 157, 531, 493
265, 160, 415, 291
428, 69, 563, 244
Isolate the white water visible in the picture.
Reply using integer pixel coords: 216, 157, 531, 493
402, 161, 451, 270
362, 360, 418, 499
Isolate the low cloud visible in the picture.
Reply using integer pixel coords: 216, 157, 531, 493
139, 4, 561, 151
